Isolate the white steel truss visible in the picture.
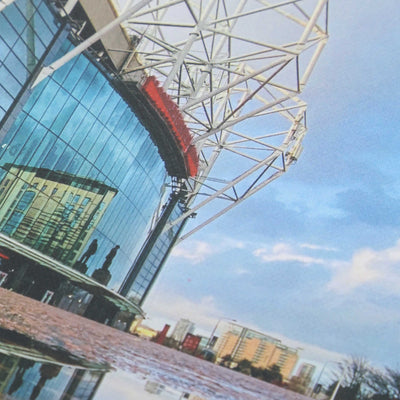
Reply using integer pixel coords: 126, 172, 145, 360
0, 0, 16, 12
116, 0, 329, 240
4, 0, 328, 241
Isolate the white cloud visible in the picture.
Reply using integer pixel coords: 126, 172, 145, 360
300, 243, 338, 252
171, 240, 215, 264
143, 290, 221, 334
327, 239, 400, 293
171, 237, 245, 264
234, 267, 251, 276
253, 242, 325, 265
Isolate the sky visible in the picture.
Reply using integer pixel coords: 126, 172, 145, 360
142, 0, 400, 376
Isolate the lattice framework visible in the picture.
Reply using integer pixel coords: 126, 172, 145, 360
2, 0, 329, 240
117, 0, 328, 239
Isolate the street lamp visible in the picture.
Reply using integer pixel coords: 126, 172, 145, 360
312, 361, 339, 398
206, 318, 236, 349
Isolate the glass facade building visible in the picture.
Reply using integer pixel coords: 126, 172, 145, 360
0, 0, 188, 327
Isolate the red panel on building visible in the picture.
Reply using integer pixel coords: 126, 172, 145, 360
181, 333, 201, 353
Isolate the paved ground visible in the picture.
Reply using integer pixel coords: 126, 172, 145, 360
0, 288, 312, 400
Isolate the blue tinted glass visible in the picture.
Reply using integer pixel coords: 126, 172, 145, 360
0, 65, 21, 96
3, 5, 26, 36
51, 98, 79, 135
81, 71, 104, 108
54, 145, 74, 171
52, 47, 76, 84
36, 0, 58, 34
32, 11, 54, 50
107, 101, 128, 129
11, 38, 32, 80
88, 128, 108, 163
0, 87, 13, 117
98, 90, 120, 124
90, 83, 112, 116
30, 79, 58, 120
70, 111, 95, 150
0, 36, 10, 60
29, 131, 56, 167
96, 134, 117, 173
67, 153, 85, 175
72, 63, 96, 100
79, 119, 102, 156
41, 86, 69, 127
41, 138, 65, 170
62, 56, 87, 91
0, 15, 17, 48
61, 103, 86, 143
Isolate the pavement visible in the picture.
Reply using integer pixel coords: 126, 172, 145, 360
0, 288, 312, 400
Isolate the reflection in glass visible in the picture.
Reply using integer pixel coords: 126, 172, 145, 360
0, 335, 107, 400
0, 164, 117, 265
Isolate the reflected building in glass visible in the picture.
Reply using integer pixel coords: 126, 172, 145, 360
0, 0, 191, 328
0, 341, 107, 400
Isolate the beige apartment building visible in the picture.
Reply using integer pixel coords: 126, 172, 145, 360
214, 326, 299, 381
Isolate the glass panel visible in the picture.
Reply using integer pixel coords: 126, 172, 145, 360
51, 97, 79, 135
98, 90, 120, 124
41, 86, 69, 128
0, 87, 13, 117
9, 40, 31, 83
61, 103, 86, 144
29, 131, 56, 168
3, 5, 26, 38
71, 63, 96, 100
0, 65, 21, 97
41, 138, 66, 171
29, 79, 58, 121
69, 111, 95, 150
81, 71, 103, 108
90, 82, 112, 117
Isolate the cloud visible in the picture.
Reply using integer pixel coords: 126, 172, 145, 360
300, 243, 338, 252
253, 242, 325, 265
171, 240, 215, 264
327, 239, 400, 293
143, 290, 221, 333
171, 237, 245, 264
234, 267, 251, 276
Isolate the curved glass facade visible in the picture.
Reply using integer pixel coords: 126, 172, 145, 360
0, 0, 169, 295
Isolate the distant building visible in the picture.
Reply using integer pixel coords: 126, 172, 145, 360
170, 319, 195, 344
288, 362, 317, 395
296, 362, 316, 387
181, 333, 202, 354
214, 324, 299, 381
155, 324, 170, 345
197, 336, 210, 351
134, 325, 158, 340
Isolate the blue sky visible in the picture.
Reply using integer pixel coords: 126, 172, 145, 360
143, 0, 400, 374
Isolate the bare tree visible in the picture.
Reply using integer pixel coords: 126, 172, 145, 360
366, 368, 392, 399
333, 356, 370, 400
386, 368, 400, 398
